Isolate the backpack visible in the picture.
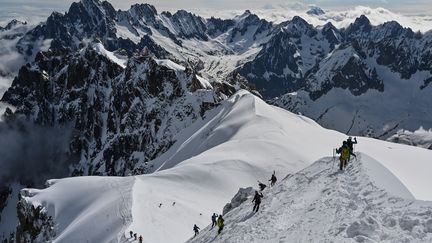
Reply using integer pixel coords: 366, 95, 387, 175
341, 146, 350, 159
217, 217, 224, 227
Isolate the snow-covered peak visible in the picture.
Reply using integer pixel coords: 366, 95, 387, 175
130, 3, 158, 16
0, 19, 27, 31
345, 14, 372, 34
375, 20, 413, 39
168, 10, 208, 40
128, 3, 158, 23
306, 6, 325, 16
233, 10, 263, 27
280, 16, 316, 37
235, 10, 253, 20
321, 21, 337, 32
69, 0, 115, 21
307, 45, 360, 91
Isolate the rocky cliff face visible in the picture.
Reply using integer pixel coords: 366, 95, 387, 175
238, 15, 432, 99
16, 190, 55, 243
1, 44, 247, 177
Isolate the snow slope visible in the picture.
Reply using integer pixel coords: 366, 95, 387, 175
20, 90, 432, 242
126, 90, 346, 243
20, 176, 134, 242
189, 154, 432, 243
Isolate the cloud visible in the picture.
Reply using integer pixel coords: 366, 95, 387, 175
0, 22, 33, 97
0, 118, 74, 187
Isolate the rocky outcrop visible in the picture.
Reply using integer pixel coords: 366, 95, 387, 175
16, 191, 55, 242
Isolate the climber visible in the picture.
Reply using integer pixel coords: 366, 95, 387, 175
139, 235, 143, 243
269, 171, 277, 186
172, 201, 176, 206
211, 213, 218, 229
129, 231, 133, 238
258, 181, 267, 191
252, 190, 264, 212
133, 233, 137, 240
346, 137, 357, 151
193, 224, 200, 236
336, 141, 350, 170
217, 215, 225, 234
158, 203, 163, 208
346, 137, 358, 161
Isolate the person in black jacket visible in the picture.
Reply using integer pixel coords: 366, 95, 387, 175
193, 224, 200, 236
211, 213, 217, 229
269, 171, 277, 186
346, 137, 358, 161
346, 137, 357, 151
252, 191, 263, 212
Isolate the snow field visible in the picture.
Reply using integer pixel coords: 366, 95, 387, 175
21, 176, 135, 243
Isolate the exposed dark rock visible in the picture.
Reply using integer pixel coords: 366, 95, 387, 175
16, 193, 55, 242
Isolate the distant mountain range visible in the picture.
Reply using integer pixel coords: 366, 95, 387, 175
0, 0, 431, 178
0, 0, 430, 180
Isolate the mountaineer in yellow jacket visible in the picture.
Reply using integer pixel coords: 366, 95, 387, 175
336, 141, 351, 170
217, 215, 224, 234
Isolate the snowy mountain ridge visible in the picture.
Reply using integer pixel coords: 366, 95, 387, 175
14, 91, 432, 242
190, 154, 432, 243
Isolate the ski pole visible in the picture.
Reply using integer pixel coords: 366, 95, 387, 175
332, 148, 336, 169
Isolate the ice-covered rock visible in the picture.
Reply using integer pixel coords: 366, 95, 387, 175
223, 187, 254, 215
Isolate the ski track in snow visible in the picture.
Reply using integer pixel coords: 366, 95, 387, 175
106, 178, 135, 243
190, 153, 432, 243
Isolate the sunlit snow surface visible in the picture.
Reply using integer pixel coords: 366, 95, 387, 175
190, 154, 432, 243
20, 90, 432, 243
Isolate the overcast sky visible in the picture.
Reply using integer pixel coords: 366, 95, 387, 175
1, 0, 431, 24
